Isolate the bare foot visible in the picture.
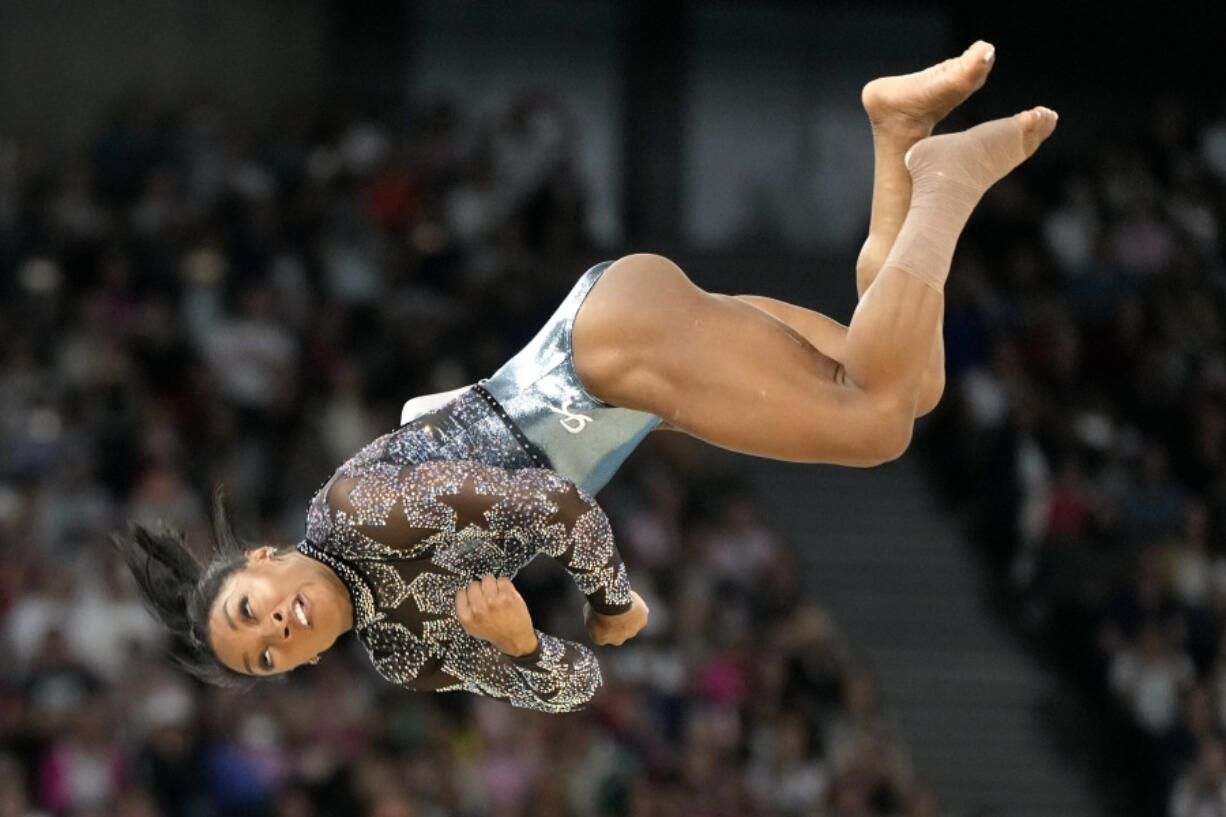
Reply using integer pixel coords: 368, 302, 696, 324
905, 107, 1059, 198
862, 41, 996, 143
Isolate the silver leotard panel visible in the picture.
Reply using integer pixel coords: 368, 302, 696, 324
484, 261, 660, 494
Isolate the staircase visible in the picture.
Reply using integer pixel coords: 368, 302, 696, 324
677, 252, 1105, 814
746, 455, 1103, 817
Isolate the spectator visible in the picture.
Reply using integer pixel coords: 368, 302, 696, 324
919, 91, 1226, 815
1169, 737, 1226, 817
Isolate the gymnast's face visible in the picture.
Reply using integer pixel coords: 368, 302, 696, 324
207, 547, 354, 676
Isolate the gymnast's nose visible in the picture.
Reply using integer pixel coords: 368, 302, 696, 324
270, 608, 290, 640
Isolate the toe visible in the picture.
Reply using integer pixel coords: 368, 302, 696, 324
966, 40, 995, 63
1016, 106, 1058, 154
961, 40, 996, 90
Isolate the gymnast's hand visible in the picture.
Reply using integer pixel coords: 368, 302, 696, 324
585, 591, 649, 646
455, 576, 540, 657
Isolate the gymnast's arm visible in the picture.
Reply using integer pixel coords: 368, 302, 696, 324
509, 467, 650, 645
326, 459, 644, 623
328, 461, 639, 708
361, 599, 604, 713
374, 458, 645, 631
447, 575, 604, 712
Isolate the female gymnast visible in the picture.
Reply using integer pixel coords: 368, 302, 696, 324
114, 42, 1057, 711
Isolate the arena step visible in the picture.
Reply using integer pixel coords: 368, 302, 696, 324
743, 450, 1105, 817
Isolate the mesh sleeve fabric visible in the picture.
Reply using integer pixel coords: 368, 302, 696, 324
322, 459, 632, 711
325, 460, 634, 612
492, 465, 635, 615
360, 620, 603, 712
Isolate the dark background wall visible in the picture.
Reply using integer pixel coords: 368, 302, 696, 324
0, 0, 327, 143
2, 0, 1220, 250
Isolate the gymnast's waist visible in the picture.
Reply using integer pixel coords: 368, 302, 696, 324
481, 374, 659, 495
393, 384, 551, 472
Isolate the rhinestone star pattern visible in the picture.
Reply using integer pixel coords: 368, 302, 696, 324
296, 387, 633, 712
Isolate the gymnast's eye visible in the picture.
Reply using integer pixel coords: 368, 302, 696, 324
242, 597, 254, 621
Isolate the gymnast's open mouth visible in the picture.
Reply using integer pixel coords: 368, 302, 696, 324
293, 593, 312, 628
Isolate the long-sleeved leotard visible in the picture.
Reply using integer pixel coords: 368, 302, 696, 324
299, 413, 634, 712
298, 265, 655, 713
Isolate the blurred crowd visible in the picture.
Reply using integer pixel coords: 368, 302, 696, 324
921, 97, 1226, 816
0, 91, 935, 817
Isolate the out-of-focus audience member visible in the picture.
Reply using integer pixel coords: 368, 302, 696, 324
922, 96, 1226, 817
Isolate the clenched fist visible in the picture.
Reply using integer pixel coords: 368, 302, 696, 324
585, 591, 649, 646
454, 575, 539, 657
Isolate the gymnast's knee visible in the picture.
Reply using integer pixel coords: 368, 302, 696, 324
855, 403, 915, 466
915, 370, 946, 418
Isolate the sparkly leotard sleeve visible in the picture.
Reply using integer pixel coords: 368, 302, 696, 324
299, 444, 633, 712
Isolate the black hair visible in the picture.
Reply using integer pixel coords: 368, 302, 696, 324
110, 490, 258, 687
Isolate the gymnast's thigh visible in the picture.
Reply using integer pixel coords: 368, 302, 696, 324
573, 254, 898, 464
